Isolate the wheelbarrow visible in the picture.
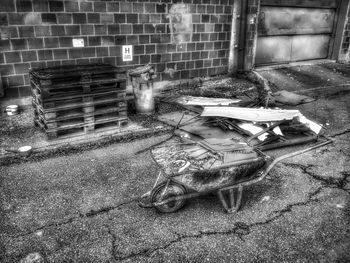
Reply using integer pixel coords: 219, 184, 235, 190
139, 137, 332, 213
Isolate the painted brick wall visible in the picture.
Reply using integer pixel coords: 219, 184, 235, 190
0, 0, 233, 100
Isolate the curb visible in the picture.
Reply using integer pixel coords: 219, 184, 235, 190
0, 125, 173, 166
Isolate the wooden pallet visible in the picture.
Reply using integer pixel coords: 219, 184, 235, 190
30, 64, 127, 100
33, 100, 127, 121
34, 112, 128, 140
34, 108, 127, 129
30, 78, 127, 100
30, 64, 129, 140
30, 63, 126, 85
32, 89, 126, 110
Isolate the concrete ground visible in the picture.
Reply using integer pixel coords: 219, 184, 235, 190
1, 62, 350, 262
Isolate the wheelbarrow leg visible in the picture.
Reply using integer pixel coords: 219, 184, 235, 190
217, 185, 243, 214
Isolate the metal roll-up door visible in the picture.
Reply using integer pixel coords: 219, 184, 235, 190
255, 0, 340, 66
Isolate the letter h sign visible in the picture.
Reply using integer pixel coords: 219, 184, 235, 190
122, 45, 133, 61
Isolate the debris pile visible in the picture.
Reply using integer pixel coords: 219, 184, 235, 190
200, 106, 322, 150
158, 102, 323, 153
155, 74, 322, 152
140, 75, 332, 214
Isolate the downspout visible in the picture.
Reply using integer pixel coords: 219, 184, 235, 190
335, 0, 350, 62
228, 0, 242, 76
250, 0, 261, 71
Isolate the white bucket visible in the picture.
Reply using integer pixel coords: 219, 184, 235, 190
6, 105, 19, 116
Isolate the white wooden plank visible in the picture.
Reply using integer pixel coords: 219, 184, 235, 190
176, 96, 241, 106
201, 107, 301, 122
298, 115, 323, 134
238, 123, 269, 141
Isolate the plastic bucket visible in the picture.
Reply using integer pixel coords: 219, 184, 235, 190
133, 82, 155, 115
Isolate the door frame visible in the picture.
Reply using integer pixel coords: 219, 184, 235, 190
331, 0, 350, 60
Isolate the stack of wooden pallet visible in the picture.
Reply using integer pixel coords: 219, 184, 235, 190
30, 64, 128, 140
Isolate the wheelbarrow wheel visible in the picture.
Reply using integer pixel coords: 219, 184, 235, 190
151, 181, 187, 213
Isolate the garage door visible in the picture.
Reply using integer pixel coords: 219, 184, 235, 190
255, 0, 340, 66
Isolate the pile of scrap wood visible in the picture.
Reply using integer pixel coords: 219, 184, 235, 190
200, 106, 322, 150
157, 103, 323, 152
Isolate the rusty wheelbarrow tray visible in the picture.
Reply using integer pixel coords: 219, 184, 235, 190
139, 137, 332, 214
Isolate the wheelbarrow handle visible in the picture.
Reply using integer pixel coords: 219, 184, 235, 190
219, 137, 333, 192
260, 138, 333, 181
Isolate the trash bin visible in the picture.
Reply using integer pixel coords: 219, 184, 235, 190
128, 64, 156, 115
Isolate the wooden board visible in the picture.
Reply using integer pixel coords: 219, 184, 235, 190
31, 89, 126, 111
157, 111, 245, 141
157, 111, 201, 127
34, 114, 128, 140
29, 63, 126, 80
30, 78, 126, 100
201, 107, 301, 122
33, 100, 127, 121
175, 96, 241, 106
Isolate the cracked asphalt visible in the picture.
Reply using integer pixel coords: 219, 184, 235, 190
1, 64, 350, 262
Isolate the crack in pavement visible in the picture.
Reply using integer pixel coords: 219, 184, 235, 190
114, 187, 324, 262
339, 149, 350, 157
113, 162, 345, 262
114, 223, 251, 261
330, 129, 350, 138
6, 147, 349, 260
8, 162, 340, 262
105, 220, 119, 263
9, 199, 138, 239
4, 200, 137, 262
268, 186, 322, 218
84, 198, 139, 217
282, 162, 350, 191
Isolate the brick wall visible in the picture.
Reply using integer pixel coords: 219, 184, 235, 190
0, 0, 234, 100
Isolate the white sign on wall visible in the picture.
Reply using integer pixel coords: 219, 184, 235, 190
72, 38, 84, 47
122, 45, 133, 61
